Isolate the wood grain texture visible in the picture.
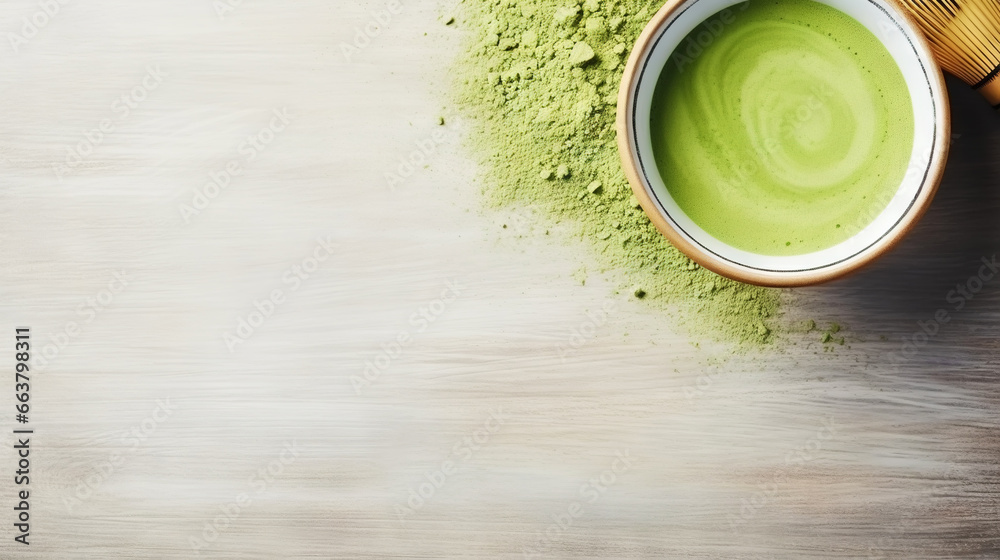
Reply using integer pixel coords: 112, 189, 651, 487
0, 1, 999, 558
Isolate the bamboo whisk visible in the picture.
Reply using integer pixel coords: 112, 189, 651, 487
897, 0, 1000, 106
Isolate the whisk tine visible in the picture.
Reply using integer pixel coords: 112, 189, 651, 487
898, 0, 1000, 105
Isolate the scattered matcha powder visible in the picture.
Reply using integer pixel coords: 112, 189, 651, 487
821, 323, 845, 345
450, 0, 779, 345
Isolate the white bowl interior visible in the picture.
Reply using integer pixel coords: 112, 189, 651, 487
631, 0, 942, 273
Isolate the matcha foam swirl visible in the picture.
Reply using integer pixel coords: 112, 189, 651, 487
650, 0, 915, 256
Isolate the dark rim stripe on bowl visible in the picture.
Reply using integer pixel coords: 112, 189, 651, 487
631, 0, 937, 274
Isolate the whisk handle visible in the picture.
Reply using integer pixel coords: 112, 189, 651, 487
978, 77, 1000, 109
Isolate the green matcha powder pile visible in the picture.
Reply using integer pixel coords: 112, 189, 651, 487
451, 0, 779, 344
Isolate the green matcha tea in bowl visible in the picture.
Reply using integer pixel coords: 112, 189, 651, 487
618, 0, 951, 287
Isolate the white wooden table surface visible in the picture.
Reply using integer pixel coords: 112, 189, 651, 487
0, 1, 998, 558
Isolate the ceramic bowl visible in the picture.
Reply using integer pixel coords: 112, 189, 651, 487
617, 0, 950, 287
